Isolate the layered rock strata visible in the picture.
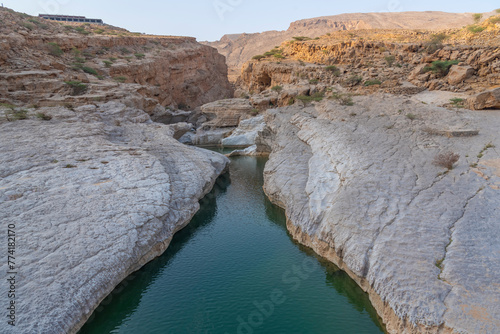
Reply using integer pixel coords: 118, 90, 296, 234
261, 96, 500, 333
0, 103, 229, 333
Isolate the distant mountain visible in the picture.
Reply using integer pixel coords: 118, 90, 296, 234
203, 11, 495, 72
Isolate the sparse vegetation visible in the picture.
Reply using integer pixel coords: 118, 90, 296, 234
406, 113, 417, 120
103, 60, 113, 68
292, 36, 311, 41
473, 13, 483, 23
5, 109, 28, 121
82, 66, 98, 76
74, 26, 90, 35
467, 25, 486, 34
120, 47, 131, 55
296, 92, 324, 103
433, 152, 459, 169
271, 85, 283, 92
250, 108, 259, 116
346, 75, 363, 86
325, 65, 340, 76
36, 112, 52, 121
425, 33, 447, 53
252, 55, 266, 61
135, 53, 145, 59
113, 76, 127, 83
424, 60, 459, 76
330, 92, 354, 106
365, 79, 382, 86
450, 98, 465, 108
22, 22, 34, 30
64, 81, 88, 96
309, 79, 319, 84
64, 164, 77, 168
47, 42, 63, 57
384, 55, 396, 67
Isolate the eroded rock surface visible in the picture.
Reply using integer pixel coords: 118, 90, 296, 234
0, 103, 229, 333
261, 96, 500, 333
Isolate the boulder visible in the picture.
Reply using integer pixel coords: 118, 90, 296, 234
200, 98, 254, 127
466, 88, 500, 110
222, 115, 266, 146
447, 65, 474, 85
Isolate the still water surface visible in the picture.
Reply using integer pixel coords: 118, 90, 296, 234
79, 154, 384, 334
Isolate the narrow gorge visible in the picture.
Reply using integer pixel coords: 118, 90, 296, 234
1, 5, 500, 334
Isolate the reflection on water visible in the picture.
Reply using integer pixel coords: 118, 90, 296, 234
79, 153, 385, 334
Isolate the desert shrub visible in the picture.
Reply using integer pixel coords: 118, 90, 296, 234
74, 56, 85, 64
36, 112, 52, 121
274, 54, 285, 59
296, 92, 324, 103
325, 65, 340, 76
489, 16, 500, 24
114, 76, 127, 83
309, 79, 319, 84
450, 98, 465, 108
22, 22, 34, 30
433, 152, 459, 169
135, 53, 145, 59
82, 66, 98, 76
252, 55, 265, 61
329, 92, 354, 106
109, 57, 117, 62
120, 47, 131, 55
467, 25, 486, 33
95, 29, 104, 34
103, 60, 113, 67
425, 33, 447, 53
384, 55, 396, 67
292, 36, 310, 41
473, 13, 483, 23
65, 81, 88, 96
406, 113, 417, 120
346, 75, 363, 86
47, 42, 63, 57
364, 79, 382, 86
424, 60, 459, 76
0, 103, 16, 110
74, 26, 90, 35
250, 108, 259, 116
271, 85, 283, 92
5, 109, 28, 121
497, 9, 500, 13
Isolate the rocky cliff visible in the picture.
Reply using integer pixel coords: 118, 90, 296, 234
260, 96, 500, 333
0, 7, 231, 333
0, 7, 233, 112
203, 11, 495, 75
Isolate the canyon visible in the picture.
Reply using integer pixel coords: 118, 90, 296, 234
1, 5, 500, 334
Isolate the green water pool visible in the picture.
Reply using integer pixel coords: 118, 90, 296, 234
79, 155, 385, 334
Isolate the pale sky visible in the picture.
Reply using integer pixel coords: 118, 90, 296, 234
3, 0, 498, 41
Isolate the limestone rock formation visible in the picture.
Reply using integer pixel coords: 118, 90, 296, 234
260, 96, 500, 334
0, 7, 232, 112
466, 87, 500, 110
203, 11, 490, 74
221, 115, 266, 146
0, 102, 229, 333
447, 65, 475, 85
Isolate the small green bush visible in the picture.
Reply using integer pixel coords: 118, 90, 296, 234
252, 55, 266, 61
364, 79, 382, 86
22, 22, 34, 30
424, 60, 459, 76
5, 109, 28, 121
384, 55, 396, 67
120, 47, 131, 55
74, 26, 90, 35
292, 36, 311, 41
82, 66, 98, 76
36, 112, 52, 121
135, 53, 145, 59
74, 56, 85, 64
467, 25, 486, 33
47, 42, 63, 57
271, 85, 283, 92
450, 98, 465, 108
296, 92, 324, 103
346, 75, 363, 86
473, 13, 483, 23
406, 113, 417, 120
65, 81, 88, 96
250, 108, 259, 116
329, 92, 354, 106
325, 65, 340, 76
114, 76, 127, 83
103, 60, 113, 68
425, 33, 447, 53
309, 79, 319, 84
